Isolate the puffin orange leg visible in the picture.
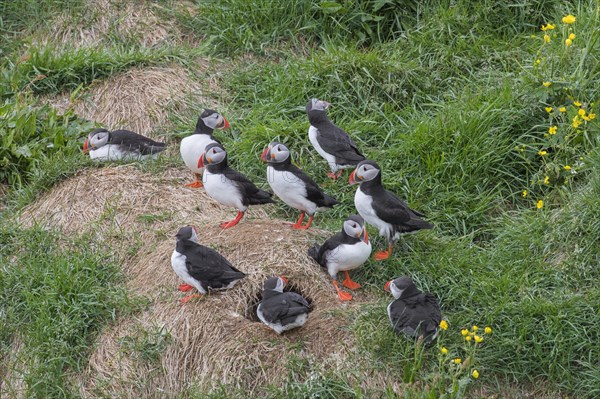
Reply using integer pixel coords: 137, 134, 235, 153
220, 211, 244, 229
288, 212, 305, 228
296, 215, 314, 230
180, 294, 202, 304
342, 271, 361, 290
333, 281, 353, 301
374, 244, 394, 261
178, 284, 193, 292
184, 173, 203, 188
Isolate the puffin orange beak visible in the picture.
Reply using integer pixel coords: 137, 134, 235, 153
279, 276, 289, 285
221, 117, 230, 129
384, 281, 391, 292
82, 138, 89, 153
362, 228, 369, 244
197, 152, 205, 168
260, 147, 269, 162
348, 169, 358, 185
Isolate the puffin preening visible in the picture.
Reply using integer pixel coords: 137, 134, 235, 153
384, 276, 442, 344
171, 225, 247, 303
198, 143, 274, 229
261, 141, 338, 229
305, 98, 365, 179
257, 276, 310, 334
83, 128, 166, 161
180, 109, 230, 188
308, 215, 371, 301
349, 160, 433, 260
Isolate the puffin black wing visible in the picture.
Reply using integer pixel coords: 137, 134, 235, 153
288, 164, 338, 208
390, 293, 441, 342
110, 130, 167, 155
182, 241, 246, 287
372, 190, 433, 232
223, 167, 274, 206
308, 231, 348, 268
261, 292, 310, 326
315, 124, 365, 165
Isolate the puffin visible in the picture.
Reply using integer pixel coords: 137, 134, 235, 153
261, 141, 338, 229
308, 215, 371, 301
180, 109, 230, 188
171, 225, 247, 303
82, 128, 166, 161
198, 143, 274, 229
349, 160, 433, 261
256, 276, 311, 334
384, 276, 442, 344
305, 98, 365, 179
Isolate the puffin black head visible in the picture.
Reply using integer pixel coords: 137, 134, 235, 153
306, 98, 331, 114
262, 276, 288, 293
175, 225, 199, 242
260, 141, 290, 163
348, 160, 381, 185
196, 109, 230, 132
198, 143, 227, 168
384, 276, 420, 299
342, 215, 369, 243
83, 128, 110, 153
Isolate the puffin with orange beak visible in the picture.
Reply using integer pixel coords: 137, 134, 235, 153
198, 143, 274, 229
349, 160, 433, 261
384, 276, 442, 344
180, 109, 230, 188
257, 276, 311, 334
171, 225, 247, 303
308, 215, 371, 301
82, 128, 166, 161
305, 98, 365, 179
261, 142, 338, 229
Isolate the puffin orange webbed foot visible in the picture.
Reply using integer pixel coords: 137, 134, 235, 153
178, 284, 193, 292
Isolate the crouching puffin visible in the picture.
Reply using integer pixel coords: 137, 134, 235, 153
180, 109, 230, 188
349, 160, 433, 261
198, 143, 274, 229
257, 276, 310, 334
384, 276, 442, 344
306, 98, 365, 179
261, 142, 338, 229
83, 128, 166, 161
308, 215, 371, 301
171, 225, 247, 303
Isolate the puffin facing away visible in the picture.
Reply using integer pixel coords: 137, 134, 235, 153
349, 160, 433, 261
257, 276, 310, 334
171, 225, 247, 303
384, 276, 442, 344
308, 215, 371, 301
305, 98, 365, 179
198, 143, 274, 229
180, 109, 230, 188
83, 128, 166, 161
261, 141, 338, 229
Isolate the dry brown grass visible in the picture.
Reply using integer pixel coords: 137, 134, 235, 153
17, 165, 377, 397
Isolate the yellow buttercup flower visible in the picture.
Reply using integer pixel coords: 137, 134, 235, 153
441, 347, 448, 355
472, 369, 480, 379
562, 15, 576, 24
569, 33, 576, 40
548, 126, 557, 135
545, 107, 553, 113
538, 150, 547, 156
461, 329, 469, 336
474, 335, 484, 343
472, 325, 478, 332
537, 200, 544, 209
542, 23, 555, 31
454, 358, 462, 365
572, 116, 582, 128
564, 165, 572, 171
484, 326, 492, 334
559, 107, 567, 112
574, 101, 582, 106
543, 176, 550, 185
542, 81, 551, 87
522, 190, 528, 198
588, 113, 596, 120
440, 320, 448, 330
544, 34, 550, 43
578, 109, 586, 116
465, 336, 472, 342
565, 39, 573, 46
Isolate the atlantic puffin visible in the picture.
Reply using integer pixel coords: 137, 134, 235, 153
82, 128, 166, 161
261, 142, 338, 229
349, 160, 433, 260
384, 276, 442, 344
308, 215, 371, 301
171, 225, 247, 303
198, 143, 274, 229
180, 109, 230, 188
256, 276, 310, 334
305, 98, 365, 179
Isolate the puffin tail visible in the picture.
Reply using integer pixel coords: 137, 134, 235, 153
308, 244, 323, 266
320, 193, 338, 208
248, 189, 275, 205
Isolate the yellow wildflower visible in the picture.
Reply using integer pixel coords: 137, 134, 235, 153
574, 101, 582, 106
534, 59, 541, 65
474, 335, 484, 343
522, 190, 528, 198
472, 369, 480, 379
461, 329, 469, 336
537, 200, 544, 209
582, 115, 590, 121
578, 109, 586, 116
541, 23, 555, 31
562, 15, 576, 24
441, 347, 448, 355
543, 176, 550, 185
588, 113, 596, 120
559, 107, 567, 112
472, 325, 478, 332
454, 358, 462, 365
572, 117, 582, 128
440, 320, 448, 330
542, 81, 551, 87
564, 165, 572, 171
548, 126, 557, 135
545, 107, 553, 113
544, 34, 550, 43
538, 150, 547, 156
569, 33, 576, 40
565, 39, 573, 46
484, 326, 492, 334
465, 336, 472, 342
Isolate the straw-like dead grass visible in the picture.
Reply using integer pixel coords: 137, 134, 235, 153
18, 165, 378, 397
